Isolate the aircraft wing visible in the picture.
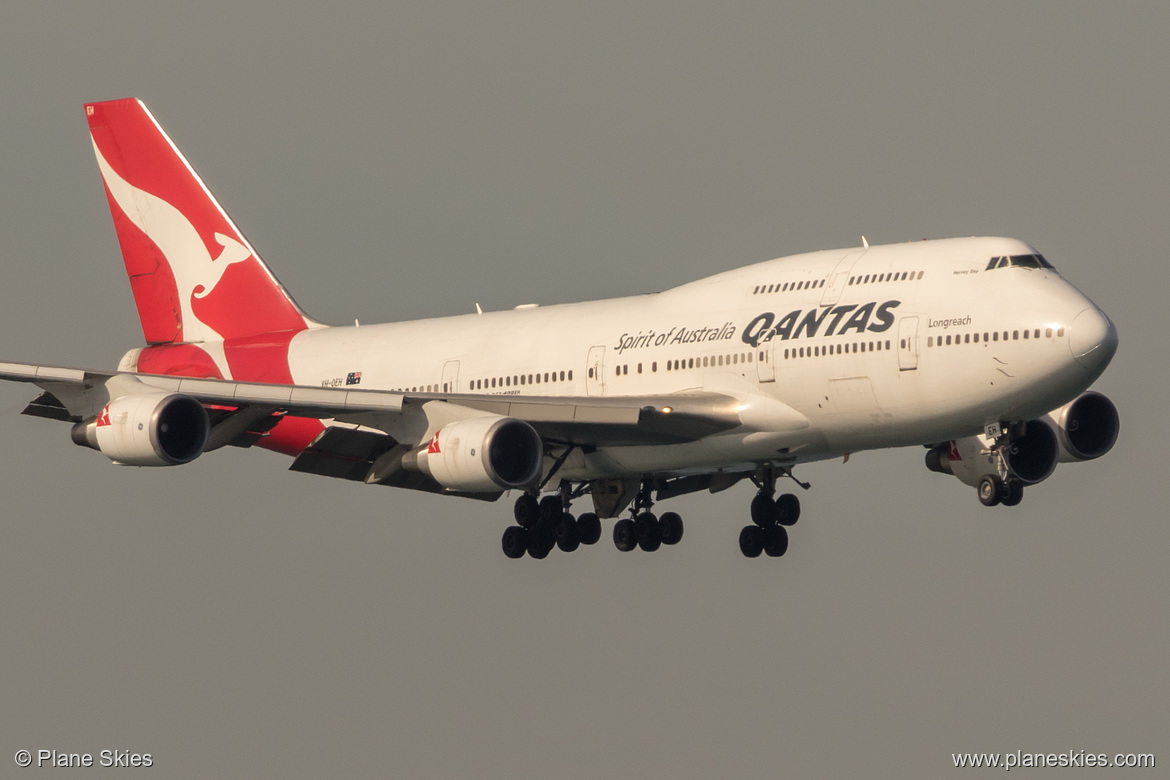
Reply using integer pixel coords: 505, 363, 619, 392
0, 361, 744, 450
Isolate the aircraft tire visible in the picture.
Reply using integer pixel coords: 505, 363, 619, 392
776, 493, 801, 526
555, 513, 581, 553
577, 513, 602, 545
635, 512, 661, 552
514, 495, 540, 529
1002, 481, 1024, 507
751, 493, 779, 527
539, 495, 563, 524
763, 525, 789, 557
659, 512, 684, 545
502, 526, 528, 559
978, 475, 1004, 507
613, 519, 637, 552
739, 525, 763, 558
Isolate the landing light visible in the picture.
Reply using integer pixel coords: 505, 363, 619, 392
661, 406, 673, 414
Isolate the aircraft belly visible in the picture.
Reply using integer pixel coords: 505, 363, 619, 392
558, 427, 831, 480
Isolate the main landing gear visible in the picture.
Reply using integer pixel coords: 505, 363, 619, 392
612, 481, 684, 554
739, 466, 803, 559
502, 488, 603, 560
502, 479, 686, 559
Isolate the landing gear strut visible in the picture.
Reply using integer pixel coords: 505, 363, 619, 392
740, 465, 804, 559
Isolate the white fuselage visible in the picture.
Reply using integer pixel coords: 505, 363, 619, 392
281, 236, 1113, 480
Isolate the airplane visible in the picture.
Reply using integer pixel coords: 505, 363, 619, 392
0, 98, 1120, 560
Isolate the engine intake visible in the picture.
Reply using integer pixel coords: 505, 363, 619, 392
1003, 419, 1059, 484
72, 393, 209, 466
406, 416, 544, 492
1045, 391, 1119, 462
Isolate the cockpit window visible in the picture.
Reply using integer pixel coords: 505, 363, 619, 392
985, 254, 1056, 271
1009, 253, 1054, 269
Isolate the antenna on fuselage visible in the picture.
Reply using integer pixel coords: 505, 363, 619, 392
475, 303, 483, 315
861, 236, 869, 248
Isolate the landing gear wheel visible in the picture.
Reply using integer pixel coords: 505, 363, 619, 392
514, 495, 539, 529
978, 475, 1004, 507
775, 493, 800, 526
554, 513, 581, 553
659, 512, 684, 545
577, 513, 602, 545
739, 526, 764, 558
763, 525, 789, 557
538, 495, 563, 524
635, 512, 661, 552
613, 518, 637, 552
501, 526, 528, 559
526, 520, 554, 559
1001, 481, 1024, 507
751, 493, 780, 527
527, 534, 553, 559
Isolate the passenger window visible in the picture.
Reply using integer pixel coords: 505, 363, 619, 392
1045, 328, 1052, 338
1034, 329, 1040, 339
965, 334, 970, 343
567, 370, 572, 380
917, 271, 924, 279
1013, 331, 1019, 340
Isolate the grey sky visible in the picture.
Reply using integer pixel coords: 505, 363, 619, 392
1, 3, 1165, 777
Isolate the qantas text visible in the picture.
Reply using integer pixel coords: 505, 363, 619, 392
741, 300, 901, 347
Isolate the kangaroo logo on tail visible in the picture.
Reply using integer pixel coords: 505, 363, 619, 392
87, 98, 321, 382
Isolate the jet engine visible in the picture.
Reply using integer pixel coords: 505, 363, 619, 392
926, 419, 1059, 489
1044, 391, 1119, 462
404, 416, 544, 492
72, 393, 210, 466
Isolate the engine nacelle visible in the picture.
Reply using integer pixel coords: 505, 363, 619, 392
926, 419, 1059, 488
1044, 391, 1119, 462
406, 416, 544, 492
72, 393, 210, 466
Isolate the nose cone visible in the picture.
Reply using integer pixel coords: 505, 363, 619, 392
1069, 307, 1118, 372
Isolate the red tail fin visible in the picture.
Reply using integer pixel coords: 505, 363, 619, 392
86, 98, 316, 346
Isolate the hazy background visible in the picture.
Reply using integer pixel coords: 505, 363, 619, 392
1, 2, 1165, 777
